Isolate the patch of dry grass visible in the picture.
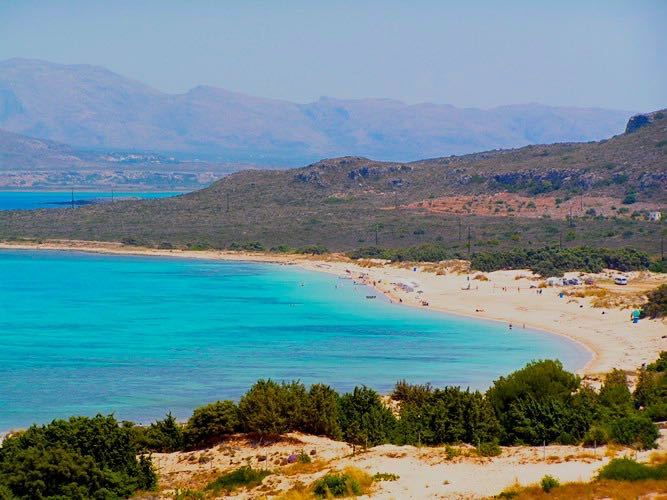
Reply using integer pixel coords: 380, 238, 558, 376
281, 459, 330, 476
507, 479, 667, 499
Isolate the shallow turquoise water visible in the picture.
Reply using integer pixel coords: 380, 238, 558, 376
0, 250, 590, 430
0, 191, 182, 210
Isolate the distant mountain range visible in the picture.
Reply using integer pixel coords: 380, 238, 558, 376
0, 58, 634, 164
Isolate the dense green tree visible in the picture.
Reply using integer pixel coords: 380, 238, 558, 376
609, 414, 659, 449
238, 380, 309, 436
183, 401, 240, 448
132, 413, 184, 452
303, 384, 342, 439
0, 415, 155, 499
643, 285, 667, 318
340, 386, 396, 447
598, 369, 633, 418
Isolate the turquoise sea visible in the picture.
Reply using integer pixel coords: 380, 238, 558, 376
0, 250, 591, 431
0, 191, 182, 210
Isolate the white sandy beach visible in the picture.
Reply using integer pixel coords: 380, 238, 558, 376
1, 239, 665, 376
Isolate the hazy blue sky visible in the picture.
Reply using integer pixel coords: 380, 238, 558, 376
1, 0, 665, 110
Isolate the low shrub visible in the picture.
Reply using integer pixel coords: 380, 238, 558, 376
540, 474, 560, 492
582, 425, 609, 447
312, 467, 372, 498
373, 472, 399, 481
134, 413, 184, 452
205, 466, 270, 493
643, 285, 667, 319
297, 451, 312, 464
598, 457, 667, 481
313, 472, 361, 497
477, 440, 502, 457
0, 415, 156, 499
183, 400, 240, 448
609, 414, 659, 449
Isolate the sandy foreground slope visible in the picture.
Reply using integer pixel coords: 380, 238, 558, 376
1, 239, 665, 375
145, 430, 667, 499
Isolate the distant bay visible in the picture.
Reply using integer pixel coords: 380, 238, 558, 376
0, 191, 183, 210
0, 250, 590, 431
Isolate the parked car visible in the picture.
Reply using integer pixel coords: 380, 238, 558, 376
614, 276, 629, 285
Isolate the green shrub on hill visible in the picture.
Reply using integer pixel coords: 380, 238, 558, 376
598, 457, 667, 481
303, 383, 343, 439
204, 466, 270, 493
133, 412, 184, 452
471, 246, 651, 276
340, 386, 397, 448
183, 401, 240, 449
643, 284, 667, 318
0, 415, 156, 499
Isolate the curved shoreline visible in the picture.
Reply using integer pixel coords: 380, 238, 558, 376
1, 239, 665, 376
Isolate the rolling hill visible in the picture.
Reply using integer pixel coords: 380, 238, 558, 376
0, 58, 634, 164
0, 128, 243, 190
1, 110, 665, 254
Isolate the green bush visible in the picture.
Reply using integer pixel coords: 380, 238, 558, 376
304, 384, 342, 439
347, 243, 457, 262
643, 285, 667, 319
134, 412, 184, 452
622, 193, 637, 205
598, 369, 633, 416
184, 400, 240, 448
540, 474, 560, 492
391, 380, 433, 405
239, 380, 309, 436
313, 472, 362, 498
647, 351, 667, 372
373, 472, 399, 481
205, 466, 270, 493
486, 360, 582, 444
297, 451, 312, 464
608, 414, 659, 449
582, 425, 609, 447
471, 246, 651, 276
598, 457, 667, 481
477, 440, 502, 457
296, 244, 329, 255
340, 386, 397, 448
0, 415, 156, 499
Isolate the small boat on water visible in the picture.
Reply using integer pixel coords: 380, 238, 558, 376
366, 295, 377, 299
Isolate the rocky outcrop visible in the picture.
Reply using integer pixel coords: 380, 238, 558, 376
625, 110, 666, 133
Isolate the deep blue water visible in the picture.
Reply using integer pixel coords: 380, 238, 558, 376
0, 250, 590, 430
0, 191, 182, 210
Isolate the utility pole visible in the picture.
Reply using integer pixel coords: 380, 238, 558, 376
568, 206, 574, 227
